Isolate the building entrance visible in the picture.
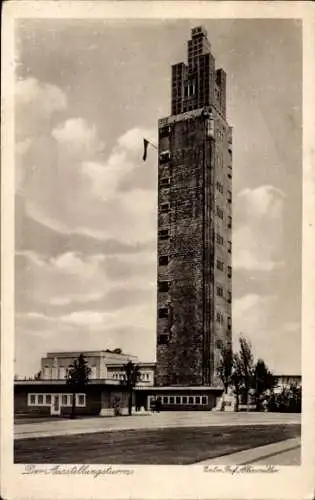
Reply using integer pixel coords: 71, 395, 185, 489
51, 394, 61, 415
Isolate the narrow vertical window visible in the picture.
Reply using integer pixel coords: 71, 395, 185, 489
159, 255, 169, 266
158, 281, 169, 293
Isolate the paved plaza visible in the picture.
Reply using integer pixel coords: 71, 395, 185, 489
15, 411, 300, 440
198, 437, 301, 466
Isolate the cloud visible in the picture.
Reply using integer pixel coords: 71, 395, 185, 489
118, 127, 156, 152
15, 241, 157, 376
16, 250, 107, 311
15, 77, 69, 193
16, 77, 67, 114
15, 78, 157, 250
16, 247, 155, 313
49, 293, 104, 306
60, 310, 110, 327
233, 293, 275, 341
237, 185, 285, 218
233, 185, 285, 271
52, 251, 105, 279
16, 77, 67, 142
21, 120, 157, 245
81, 153, 133, 200
15, 299, 156, 376
232, 293, 300, 374
52, 118, 105, 158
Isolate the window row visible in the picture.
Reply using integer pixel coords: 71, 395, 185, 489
42, 366, 98, 380
160, 202, 170, 213
159, 255, 169, 266
158, 225, 232, 240
216, 287, 232, 302
158, 307, 168, 319
157, 395, 208, 405
216, 261, 232, 277
158, 229, 169, 241
159, 151, 170, 164
159, 180, 231, 198
216, 181, 224, 194
160, 177, 170, 187
216, 339, 224, 349
217, 313, 233, 328
111, 372, 151, 381
158, 222, 231, 240
215, 129, 225, 143
184, 83, 196, 97
217, 286, 223, 297
159, 125, 171, 138
216, 238, 232, 252
159, 282, 231, 298
216, 260, 224, 271
217, 207, 224, 219
28, 393, 86, 407
158, 281, 170, 293
216, 234, 224, 245
188, 45, 203, 53
157, 334, 170, 345
216, 312, 224, 324
216, 205, 232, 220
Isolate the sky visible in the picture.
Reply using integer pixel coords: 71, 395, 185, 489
15, 19, 302, 377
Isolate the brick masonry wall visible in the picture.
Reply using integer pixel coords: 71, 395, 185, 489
156, 109, 232, 388
157, 116, 212, 386
212, 109, 232, 382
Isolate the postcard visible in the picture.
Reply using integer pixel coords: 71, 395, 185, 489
1, 1, 315, 499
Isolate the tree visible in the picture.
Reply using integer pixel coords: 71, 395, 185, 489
34, 370, 42, 380
253, 359, 275, 410
231, 352, 243, 412
217, 345, 233, 393
66, 354, 91, 419
121, 360, 140, 416
289, 383, 302, 413
238, 336, 255, 405
268, 384, 301, 413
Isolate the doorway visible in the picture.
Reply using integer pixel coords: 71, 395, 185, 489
51, 394, 61, 415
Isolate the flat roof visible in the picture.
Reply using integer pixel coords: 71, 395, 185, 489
134, 386, 224, 392
14, 379, 122, 386
45, 350, 138, 358
106, 362, 155, 368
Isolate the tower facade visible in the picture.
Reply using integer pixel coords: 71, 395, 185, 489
156, 26, 232, 387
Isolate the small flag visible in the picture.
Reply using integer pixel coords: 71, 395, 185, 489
143, 138, 149, 161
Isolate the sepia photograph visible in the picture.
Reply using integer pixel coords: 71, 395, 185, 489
1, 2, 315, 500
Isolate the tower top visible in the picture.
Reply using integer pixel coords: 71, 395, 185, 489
191, 26, 208, 39
170, 26, 226, 118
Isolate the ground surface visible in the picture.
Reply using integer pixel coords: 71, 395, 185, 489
14, 423, 300, 464
198, 436, 301, 466
253, 445, 300, 466
15, 411, 301, 440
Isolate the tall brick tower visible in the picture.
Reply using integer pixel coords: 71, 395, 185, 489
156, 26, 232, 388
